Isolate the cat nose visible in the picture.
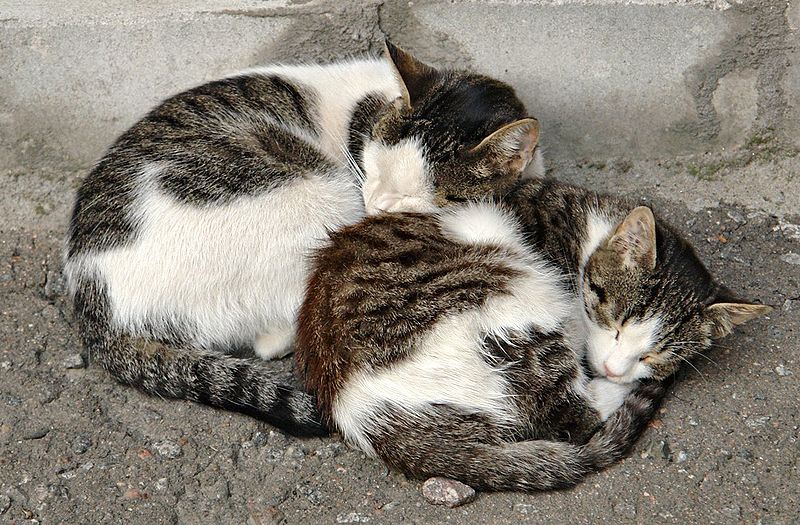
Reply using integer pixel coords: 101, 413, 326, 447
603, 362, 621, 378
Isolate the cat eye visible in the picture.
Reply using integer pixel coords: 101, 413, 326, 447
589, 282, 606, 303
446, 194, 468, 203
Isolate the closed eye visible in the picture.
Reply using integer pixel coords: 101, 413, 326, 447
589, 282, 606, 303
639, 352, 658, 363
446, 194, 467, 203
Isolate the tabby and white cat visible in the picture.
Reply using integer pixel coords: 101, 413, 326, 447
64, 42, 542, 436
296, 177, 769, 490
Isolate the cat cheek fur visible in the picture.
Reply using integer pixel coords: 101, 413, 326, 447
586, 316, 661, 383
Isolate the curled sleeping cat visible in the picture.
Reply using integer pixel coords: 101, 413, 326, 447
296, 177, 770, 491
64, 42, 543, 435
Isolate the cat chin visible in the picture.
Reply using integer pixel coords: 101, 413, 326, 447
601, 373, 641, 385
591, 361, 651, 385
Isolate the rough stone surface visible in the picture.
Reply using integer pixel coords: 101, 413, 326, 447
784, 0, 800, 148
713, 69, 758, 147
405, 2, 738, 159
783, 50, 800, 149
152, 440, 183, 459
62, 354, 85, 369
790, 1, 800, 29
421, 477, 477, 508
1, 150, 798, 523
2, 0, 798, 169
0, 13, 291, 171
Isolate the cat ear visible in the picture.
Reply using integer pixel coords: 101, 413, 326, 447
469, 118, 540, 175
705, 302, 772, 339
607, 206, 657, 271
383, 40, 439, 108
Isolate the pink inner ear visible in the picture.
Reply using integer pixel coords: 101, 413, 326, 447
508, 154, 527, 173
609, 210, 657, 270
520, 128, 538, 154
514, 123, 539, 159
502, 121, 539, 173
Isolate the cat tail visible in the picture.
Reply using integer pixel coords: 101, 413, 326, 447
365, 382, 664, 492
71, 275, 327, 437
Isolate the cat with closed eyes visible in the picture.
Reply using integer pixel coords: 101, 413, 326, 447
296, 177, 770, 490
64, 42, 542, 436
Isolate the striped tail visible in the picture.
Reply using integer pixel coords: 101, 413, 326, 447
72, 276, 327, 437
365, 381, 665, 492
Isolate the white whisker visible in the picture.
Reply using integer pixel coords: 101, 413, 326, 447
675, 354, 707, 382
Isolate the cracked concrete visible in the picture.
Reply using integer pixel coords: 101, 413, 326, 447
1, 1, 799, 524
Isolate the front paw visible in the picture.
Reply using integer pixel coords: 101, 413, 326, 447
588, 378, 636, 421
367, 193, 436, 214
254, 329, 295, 360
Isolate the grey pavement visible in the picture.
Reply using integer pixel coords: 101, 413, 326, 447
0, 1, 798, 523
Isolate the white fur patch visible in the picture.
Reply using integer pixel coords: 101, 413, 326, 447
580, 211, 617, 266
333, 204, 578, 454
253, 325, 296, 360
441, 203, 573, 335
361, 138, 435, 214
586, 316, 661, 384
587, 378, 635, 420
438, 201, 526, 249
65, 163, 364, 351
333, 313, 518, 456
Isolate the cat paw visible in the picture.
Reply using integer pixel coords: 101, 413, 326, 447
588, 378, 636, 421
366, 192, 437, 214
254, 328, 295, 360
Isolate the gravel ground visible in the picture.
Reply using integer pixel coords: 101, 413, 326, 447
0, 152, 798, 524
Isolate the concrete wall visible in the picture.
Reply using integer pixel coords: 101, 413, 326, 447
1, 0, 797, 170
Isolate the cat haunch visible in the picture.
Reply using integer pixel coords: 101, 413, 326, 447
64, 42, 541, 435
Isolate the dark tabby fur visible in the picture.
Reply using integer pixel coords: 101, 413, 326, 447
296, 177, 768, 489
74, 278, 319, 435
65, 42, 539, 436
505, 179, 770, 381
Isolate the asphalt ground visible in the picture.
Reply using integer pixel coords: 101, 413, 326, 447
0, 150, 798, 524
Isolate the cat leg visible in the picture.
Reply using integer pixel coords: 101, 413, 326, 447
588, 378, 636, 421
366, 387, 660, 492
254, 326, 296, 360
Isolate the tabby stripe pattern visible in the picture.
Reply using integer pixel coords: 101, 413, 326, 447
74, 276, 326, 437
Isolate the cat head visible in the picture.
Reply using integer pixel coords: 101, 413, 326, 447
362, 41, 541, 214
581, 206, 771, 384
